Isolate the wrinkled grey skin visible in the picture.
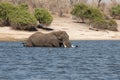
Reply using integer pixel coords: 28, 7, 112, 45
24, 31, 71, 47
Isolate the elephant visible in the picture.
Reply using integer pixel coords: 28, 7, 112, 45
24, 31, 71, 47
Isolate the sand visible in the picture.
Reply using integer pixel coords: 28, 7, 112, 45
0, 16, 120, 41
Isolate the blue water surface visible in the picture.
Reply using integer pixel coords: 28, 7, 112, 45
0, 40, 120, 80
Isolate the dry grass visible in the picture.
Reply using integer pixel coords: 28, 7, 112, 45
0, 0, 120, 16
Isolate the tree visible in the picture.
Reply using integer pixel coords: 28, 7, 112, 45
97, 0, 102, 8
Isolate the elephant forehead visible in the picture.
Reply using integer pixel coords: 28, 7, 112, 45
43, 34, 57, 39
62, 33, 69, 38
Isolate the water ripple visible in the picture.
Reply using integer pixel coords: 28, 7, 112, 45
0, 41, 120, 80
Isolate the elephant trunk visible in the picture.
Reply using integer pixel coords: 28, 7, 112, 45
63, 40, 71, 48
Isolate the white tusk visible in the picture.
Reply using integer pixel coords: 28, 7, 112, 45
63, 42, 67, 48
64, 45, 67, 48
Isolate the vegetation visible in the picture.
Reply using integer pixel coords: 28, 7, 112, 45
107, 19, 118, 31
0, 2, 15, 26
34, 8, 53, 26
71, 3, 104, 22
90, 18, 118, 31
71, 3, 118, 31
110, 5, 120, 19
9, 8, 37, 31
90, 18, 108, 29
85, 7, 104, 20
0, 18, 3, 26
0, 2, 37, 31
0, 1, 119, 31
18, 3, 29, 10
0, 0, 119, 17
71, 3, 88, 22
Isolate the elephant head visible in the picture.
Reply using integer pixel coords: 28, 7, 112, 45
53, 31, 71, 47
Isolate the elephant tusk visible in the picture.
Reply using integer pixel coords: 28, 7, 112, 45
64, 45, 67, 48
63, 42, 67, 48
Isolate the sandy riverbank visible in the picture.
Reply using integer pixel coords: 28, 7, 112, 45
1, 16, 120, 42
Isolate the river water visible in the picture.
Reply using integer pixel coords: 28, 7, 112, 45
0, 40, 120, 80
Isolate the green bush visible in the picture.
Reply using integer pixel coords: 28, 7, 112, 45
85, 7, 104, 20
18, 3, 29, 10
107, 19, 118, 31
0, 18, 4, 26
71, 3, 118, 31
110, 5, 120, 19
71, 3, 105, 21
90, 18, 118, 31
9, 8, 37, 31
34, 8, 53, 26
71, 3, 89, 22
90, 18, 108, 29
0, 2, 37, 31
0, 2, 15, 26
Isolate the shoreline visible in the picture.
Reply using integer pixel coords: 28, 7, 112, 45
1, 16, 120, 42
1, 37, 120, 42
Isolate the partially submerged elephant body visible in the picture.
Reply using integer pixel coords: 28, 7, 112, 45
24, 31, 71, 47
